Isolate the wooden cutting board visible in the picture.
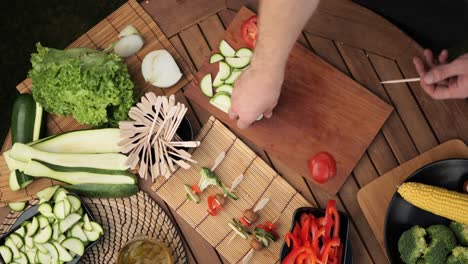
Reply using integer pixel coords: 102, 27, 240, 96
184, 6, 393, 195
357, 139, 468, 256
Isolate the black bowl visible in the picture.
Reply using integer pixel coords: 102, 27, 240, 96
0, 194, 100, 264
384, 159, 468, 264
280, 207, 352, 263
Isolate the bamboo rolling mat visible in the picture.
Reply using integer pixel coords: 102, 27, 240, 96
152, 117, 313, 264
0, 0, 193, 205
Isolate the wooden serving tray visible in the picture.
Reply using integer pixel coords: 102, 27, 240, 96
152, 117, 312, 264
357, 139, 468, 256
184, 7, 393, 195
0, 0, 192, 206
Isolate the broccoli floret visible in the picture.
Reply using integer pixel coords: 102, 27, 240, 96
398, 226, 427, 264
417, 225, 457, 264
450, 222, 468, 246
422, 240, 449, 264
198, 168, 219, 191
446, 246, 468, 264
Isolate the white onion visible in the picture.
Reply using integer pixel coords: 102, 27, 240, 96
114, 35, 144, 58
141, 50, 183, 88
118, 25, 140, 39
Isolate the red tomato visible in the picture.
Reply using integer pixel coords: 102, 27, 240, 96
191, 184, 202, 194
241, 15, 258, 48
307, 152, 337, 184
239, 217, 250, 227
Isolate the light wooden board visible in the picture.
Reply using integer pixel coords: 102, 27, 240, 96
357, 139, 468, 256
152, 117, 312, 264
184, 7, 393, 195
0, 0, 193, 206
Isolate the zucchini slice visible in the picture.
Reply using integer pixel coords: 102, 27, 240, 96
228, 223, 248, 240
33, 225, 52, 244
200, 74, 213, 97
14, 226, 26, 237
42, 243, 59, 262
37, 185, 60, 204
225, 57, 251, 69
235, 48, 253, 58
8, 201, 26, 212
61, 237, 85, 256
215, 84, 234, 95
71, 224, 88, 243
53, 242, 73, 262
184, 184, 200, 204
11, 94, 44, 145
209, 53, 224, 64
0, 246, 12, 264
59, 213, 81, 233
8, 171, 21, 192
209, 92, 232, 113
224, 70, 242, 85
38, 203, 54, 218
26, 217, 39, 237
212, 61, 231, 87
219, 40, 236, 57
66, 195, 81, 212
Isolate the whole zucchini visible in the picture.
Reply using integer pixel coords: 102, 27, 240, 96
64, 184, 139, 198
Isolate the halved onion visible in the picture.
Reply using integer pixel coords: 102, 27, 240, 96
118, 25, 140, 39
142, 50, 183, 88
114, 34, 144, 58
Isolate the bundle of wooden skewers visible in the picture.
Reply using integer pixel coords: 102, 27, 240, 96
119, 92, 200, 181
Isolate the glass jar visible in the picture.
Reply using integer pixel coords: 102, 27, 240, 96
118, 237, 173, 264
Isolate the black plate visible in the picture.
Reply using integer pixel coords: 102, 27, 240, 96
0, 194, 101, 264
384, 159, 468, 264
280, 207, 352, 264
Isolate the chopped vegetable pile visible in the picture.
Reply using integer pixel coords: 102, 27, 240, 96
282, 200, 342, 264
29, 43, 135, 127
398, 222, 468, 264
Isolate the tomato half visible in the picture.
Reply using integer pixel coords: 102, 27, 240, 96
241, 15, 258, 48
307, 152, 337, 184
191, 184, 202, 194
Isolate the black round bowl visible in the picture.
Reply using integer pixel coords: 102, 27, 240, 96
280, 207, 352, 264
177, 116, 194, 142
384, 158, 468, 264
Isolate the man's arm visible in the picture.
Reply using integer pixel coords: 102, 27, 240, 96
229, 0, 320, 129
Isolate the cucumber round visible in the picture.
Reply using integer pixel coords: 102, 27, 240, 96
209, 53, 224, 64
224, 70, 242, 85
63, 183, 139, 198
8, 201, 26, 212
225, 57, 251, 69
215, 84, 234, 95
219, 40, 236, 57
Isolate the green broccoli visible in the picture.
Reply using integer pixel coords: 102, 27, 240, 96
398, 226, 427, 264
446, 246, 468, 264
198, 168, 219, 191
417, 225, 457, 264
450, 222, 468, 246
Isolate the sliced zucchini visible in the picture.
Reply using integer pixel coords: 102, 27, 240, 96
37, 185, 60, 203
53, 201, 66, 220
225, 57, 251, 69
215, 84, 234, 95
25, 250, 37, 264
59, 213, 81, 233
11, 143, 129, 171
57, 234, 66, 244
8, 171, 21, 192
14, 226, 25, 237
24, 236, 34, 249
66, 195, 81, 212
209, 92, 232, 113
37, 251, 51, 264
38, 203, 54, 218
15, 171, 33, 189
84, 230, 100, 242
14, 252, 28, 264
0, 246, 12, 264
52, 223, 60, 241
70, 224, 88, 243
33, 225, 52, 244
212, 61, 231, 88
76, 208, 84, 216
42, 243, 59, 261
9, 234, 23, 248
90, 222, 104, 235
4, 238, 20, 259
53, 188, 68, 202
52, 242, 73, 262
228, 223, 248, 240
200, 74, 213, 97
38, 216, 49, 229
26, 217, 39, 237
235, 48, 253, 58
63, 199, 72, 218
209, 53, 224, 63
224, 69, 242, 85
24, 160, 137, 185
184, 185, 200, 204
82, 214, 92, 232
8, 202, 26, 212
219, 40, 236, 57
61, 238, 84, 256
35, 243, 48, 254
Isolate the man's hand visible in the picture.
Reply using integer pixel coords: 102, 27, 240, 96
229, 61, 284, 129
413, 49, 468, 99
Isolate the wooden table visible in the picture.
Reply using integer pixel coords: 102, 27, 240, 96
2, 0, 468, 263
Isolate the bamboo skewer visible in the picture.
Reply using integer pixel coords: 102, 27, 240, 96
380, 77, 420, 84
202, 174, 245, 218
119, 92, 200, 181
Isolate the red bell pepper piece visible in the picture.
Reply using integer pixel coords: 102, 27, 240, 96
300, 216, 312, 247
300, 213, 309, 225
310, 219, 322, 254
330, 206, 340, 238
323, 200, 336, 239
191, 184, 202, 194
282, 246, 314, 264
265, 221, 277, 230
207, 196, 222, 216
295, 251, 317, 264
285, 233, 302, 250
319, 237, 341, 263
293, 221, 301, 237
258, 224, 279, 239
239, 217, 250, 228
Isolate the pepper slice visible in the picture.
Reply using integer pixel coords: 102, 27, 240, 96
323, 200, 336, 239
239, 217, 251, 228
319, 237, 341, 263
285, 233, 301, 250
282, 246, 314, 264
257, 224, 279, 239
295, 251, 317, 264
300, 216, 312, 247
207, 195, 222, 216
293, 221, 301, 237
192, 184, 202, 194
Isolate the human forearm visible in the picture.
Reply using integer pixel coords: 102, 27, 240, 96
253, 0, 320, 69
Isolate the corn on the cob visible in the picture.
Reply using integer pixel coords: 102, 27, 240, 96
397, 182, 468, 225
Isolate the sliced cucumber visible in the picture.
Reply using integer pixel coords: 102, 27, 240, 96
224, 69, 242, 85
228, 223, 248, 240
38, 203, 54, 218
35, 243, 48, 254
225, 57, 251, 69
42, 243, 59, 262
216, 84, 234, 95
53, 242, 73, 262
14, 227, 25, 237
4, 238, 20, 259
71, 224, 88, 243
209, 53, 224, 63
84, 230, 100, 242
24, 160, 137, 185
90, 222, 104, 235
61, 238, 84, 256
37, 251, 51, 264
25, 250, 37, 264
52, 223, 60, 241
76, 208, 84, 216
53, 188, 68, 202
38, 216, 49, 229
8, 202, 26, 213
9, 234, 23, 248
37, 185, 60, 203
11, 143, 129, 171
15, 252, 28, 264
59, 213, 81, 233
235, 48, 253, 58
63, 199, 72, 218
33, 224, 52, 244
26, 217, 39, 237
82, 214, 92, 232
30, 128, 121, 154
200, 74, 213, 97
57, 234, 66, 244
219, 40, 236, 57
0, 246, 12, 264
209, 92, 232, 113
8, 171, 21, 192
212, 61, 231, 88
24, 236, 34, 249
184, 184, 200, 204
53, 201, 66, 220
66, 195, 81, 212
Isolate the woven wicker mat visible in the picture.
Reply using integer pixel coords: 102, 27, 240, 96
0, 0, 193, 206
0, 192, 187, 264
152, 117, 313, 264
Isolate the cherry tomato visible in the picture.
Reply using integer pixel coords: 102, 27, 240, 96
308, 152, 337, 184
241, 15, 258, 48
191, 184, 202, 194
240, 217, 250, 228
